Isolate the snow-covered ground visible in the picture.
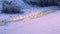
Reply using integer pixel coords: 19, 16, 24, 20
0, 0, 60, 34
0, 6, 60, 34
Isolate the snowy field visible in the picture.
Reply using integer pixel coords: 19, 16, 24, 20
0, 0, 60, 34
0, 6, 60, 34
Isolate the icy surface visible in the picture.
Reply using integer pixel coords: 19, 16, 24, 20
0, 0, 60, 34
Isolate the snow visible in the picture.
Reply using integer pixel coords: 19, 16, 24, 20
1, 11, 60, 34
0, 0, 60, 34
0, 6, 60, 34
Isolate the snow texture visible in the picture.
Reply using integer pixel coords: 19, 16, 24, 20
0, 0, 60, 34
